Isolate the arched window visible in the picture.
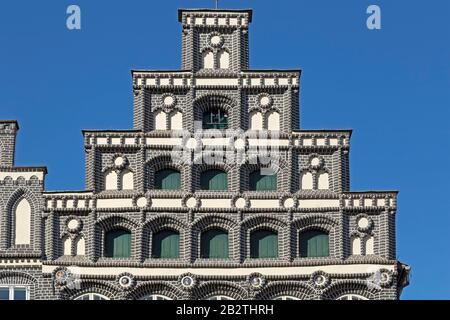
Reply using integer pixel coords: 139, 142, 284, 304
155, 169, 181, 190
62, 236, 72, 256
139, 294, 172, 300
75, 293, 109, 300
154, 110, 167, 130
249, 111, 263, 130
14, 198, 31, 245
104, 170, 118, 190
202, 109, 228, 129
206, 295, 233, 300
365, 236, 374, 255
152, 230, 180, 259
202, 50, 214, 69
273, 296, 301, 300
336, 294, 368, 300
351, 236, 361, 255
200, 169, 228, 190
249, 170, 277, 191
169, 111, 183, 130
75, 236, 85, 256
121, 170, 134, 190
200, 229, 228, 259
299, 230, 329, 257
318, 170, 329, 190
267, 110, 280, 131
300, 171, 313, 190
250, 229, 278, 258
104, 229, 131, 258
218, 50, 230, 69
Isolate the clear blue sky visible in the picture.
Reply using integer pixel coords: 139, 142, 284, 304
0, 0, 449, 299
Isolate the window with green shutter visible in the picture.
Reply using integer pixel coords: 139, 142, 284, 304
200, 229, 229, 259
249, 170, 277, 191
250, 229, 278, 258
202, 109, 228, 129
155, 169, 181, 190
152, 230, 180, 259
104, 229, 131, 258
299, 230, 329, 257
200, 169, 228, 190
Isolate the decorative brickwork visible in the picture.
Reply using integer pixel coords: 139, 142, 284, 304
0, 8, 409, 300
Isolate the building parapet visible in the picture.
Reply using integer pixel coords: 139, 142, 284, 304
43, 191, 396, 212
132, 70, 300, 89
82, 130, 351, 149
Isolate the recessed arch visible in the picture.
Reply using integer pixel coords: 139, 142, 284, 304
121, 169, 134, 190
202, 49, 214, 69
104, 170, 118, 190
14, 198, 31, 245
218, 49, 230, 69
300, 171, 313, 190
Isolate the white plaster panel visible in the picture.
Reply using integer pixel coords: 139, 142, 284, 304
96, 198, 133, 209
249, 199, 280, 208
151, 198, 182, 208
298, 199, 339, 208
97, 137, 108, 145
195, 78, 238, 86
111, 138, 121, 145
201, 199, 231, 208
14, 198, 31, 245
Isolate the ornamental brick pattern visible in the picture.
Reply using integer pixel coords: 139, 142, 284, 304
0, 8, 409, 300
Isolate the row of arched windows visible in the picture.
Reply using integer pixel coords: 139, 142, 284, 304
202, 49, 230, 70
104, 168, 281, 191
152, 109, 282, 131
104, 169, 134, 191
104, 168, 331, 192
103, 228, 330, 259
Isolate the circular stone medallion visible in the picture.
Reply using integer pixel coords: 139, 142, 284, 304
181, 276, 194, 288
114, 157, 125, 167
357, 217, 370, 229
310, 157, 320, 167
210, 35, 222, 46
234, 197, 246, 209
186, 197, 198, 208
283, 198, 295, 208
260, 96, 271, 107
136, 197, 148, 208
163, 95, 175, 106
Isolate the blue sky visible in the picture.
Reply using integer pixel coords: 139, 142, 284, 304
0, 0, 449, 299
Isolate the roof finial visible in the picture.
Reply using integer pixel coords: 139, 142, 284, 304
215, 0, 219, 9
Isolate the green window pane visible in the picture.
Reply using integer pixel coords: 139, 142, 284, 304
250, 230, 278, 258
153, 230, 180, 259
249, 171, 277, 191
299, 230, 329, 257
13, 288, 27, 300
202, 110, 228, 129
201, 229, 228, 259
201, 169, 227, 190
0, 288, 9, 300
155, 169, 181, 190
105, 229, 131, 258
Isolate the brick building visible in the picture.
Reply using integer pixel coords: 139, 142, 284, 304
0, 8, 409, 300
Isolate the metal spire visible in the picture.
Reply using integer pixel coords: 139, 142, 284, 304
215, 0, 219, 9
